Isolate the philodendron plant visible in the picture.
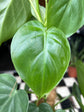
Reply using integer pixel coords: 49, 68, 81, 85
0, 0, 84, 112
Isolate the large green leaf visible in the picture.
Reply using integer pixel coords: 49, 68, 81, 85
76, 61, 84, 97
0, 73, 29, 112
28, 103, 53, 112
47, 0, 84, 37
0, 0, 31, 45
11, 20, 70, 98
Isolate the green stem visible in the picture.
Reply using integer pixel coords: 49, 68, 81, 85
53, 94, 72, 108
28, 0, 43, 23
44, 0, 48, 26
27, 90, 34, 94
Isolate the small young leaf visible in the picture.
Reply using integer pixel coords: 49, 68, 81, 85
11, 20, 70, 98
47, 0, 84, 37
0, 0, 31, 45
28, 103, 53, 112
0, 74, 29, 112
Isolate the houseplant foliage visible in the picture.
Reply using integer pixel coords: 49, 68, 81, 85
0, 74, 29, 112
68, 36, 84, 77
47, 0, 84, 37
76, 60, 84, 97
0, 0, 31, 45
72, 83, 84, 111
28, 103, 53, 112
0, 0, 84, 111
11, 0, 84, 98
11, 20, 70, 98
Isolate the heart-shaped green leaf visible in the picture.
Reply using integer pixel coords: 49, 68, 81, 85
0, 73, 29, 112
28, 103, 53, 112
0, 0, 31, 45
47, 0, 84, 37
11, 20, 70, 98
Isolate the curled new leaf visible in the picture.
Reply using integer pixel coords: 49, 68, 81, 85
11, 20, 70, 98
0, 0, 31, 45
47, 0, 84, 37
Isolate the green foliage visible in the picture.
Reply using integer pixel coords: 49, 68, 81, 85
47, 0, 84, 37
11, 20, 70, 98
28, 103, 53, 112
0, 73, 29, 112
76, 61, 84, 97
70, 37, 84, 66
72, 83, 84, 111
55, 109, 65, 112
0, 0, 31, 45
72, 83, 82, 103
29, 0, 45, 23
0, 0, 84, 111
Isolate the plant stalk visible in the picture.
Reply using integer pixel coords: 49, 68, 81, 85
53, 94, 72, 108
44, 0, 48, 26
28, 0, 43, 24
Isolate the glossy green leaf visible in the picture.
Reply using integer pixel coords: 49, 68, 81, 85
76, 61, 84, 97
0, 73, 29, 112
28, 103, 53, 112
47, 0, 84, 37
0, 0, 31, 45
56, 109, 65, 112
11, 20, 70, 98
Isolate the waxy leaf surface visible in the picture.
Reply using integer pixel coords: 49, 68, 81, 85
0, 74, 29, 112
47, 0, 84, 37
11, 20, 70, 98
0, 0, 31, 45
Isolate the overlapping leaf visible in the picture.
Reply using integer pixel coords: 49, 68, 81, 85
0, 73, 29, 112
0, 0, 31, 45
11, 20, 70, 98
28, 103, 53, 112
47, 0, 84, 37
